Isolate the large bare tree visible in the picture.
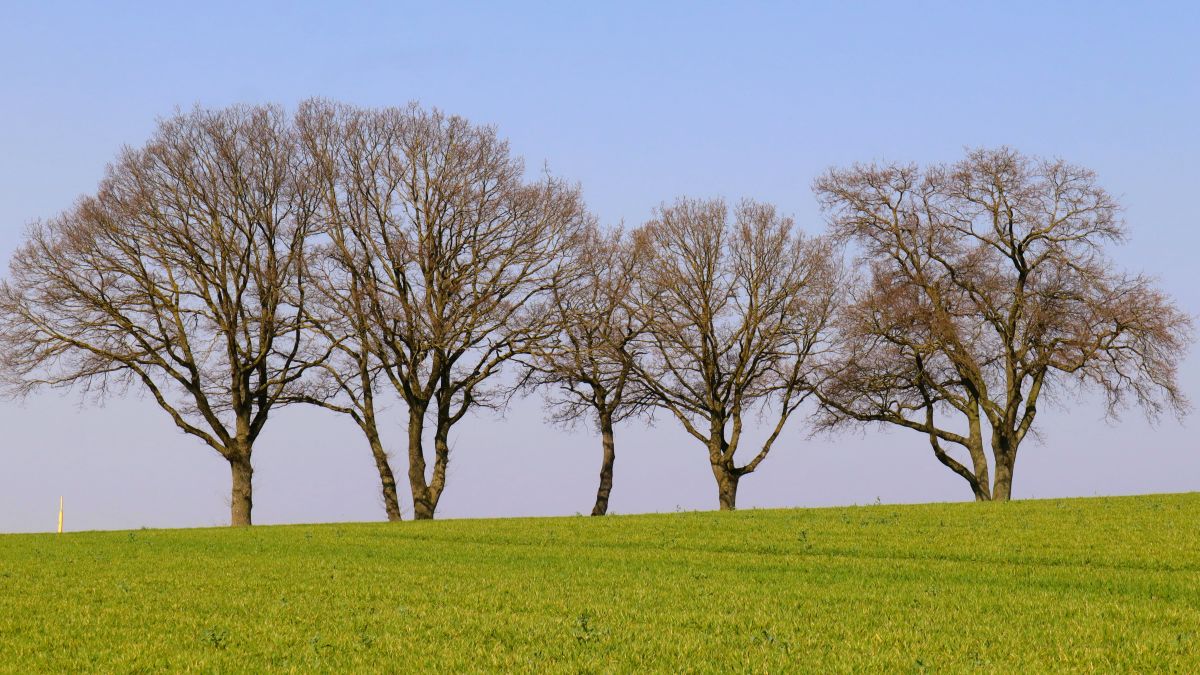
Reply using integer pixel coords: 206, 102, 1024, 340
519, 223, 649, 516
813, 148, 1193, 501
630, 198, 839, 510
0, 105, 321, 526
294, 101, 404, 521
294, 100, 586, 520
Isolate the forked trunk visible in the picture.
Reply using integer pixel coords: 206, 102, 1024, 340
411, 496, 435, 520
407, 401, 452, 521
991, 432, 1018, 502
229, 453, 254, 527
407, 404, 435, 520
591, 411, 616, 516
712, 464, 740, 511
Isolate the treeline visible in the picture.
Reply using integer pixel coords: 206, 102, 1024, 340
0, 101, 1191, 526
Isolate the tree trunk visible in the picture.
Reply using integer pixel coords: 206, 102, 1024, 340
426, 409, 451, 519
965, 414, 991, 502
991, 433, 1018, 502
367, 431, 402, 522
411, 497, 435, 520
591, 410, 616, 516
406, 404, 435, 520
712, 463, 740, 511
993, 450, 1016, 502
229, 453, 253, 527
361, 377, 402, 522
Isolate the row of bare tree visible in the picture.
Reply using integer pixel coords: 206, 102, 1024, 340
0, 102, 1191, 526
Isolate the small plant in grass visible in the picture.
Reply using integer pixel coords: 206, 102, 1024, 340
202, 627, 229, 650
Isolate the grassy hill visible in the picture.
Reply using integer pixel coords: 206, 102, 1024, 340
1, 493, 1197, 672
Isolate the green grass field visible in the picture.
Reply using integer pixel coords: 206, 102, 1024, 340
1, 493, 1197, 672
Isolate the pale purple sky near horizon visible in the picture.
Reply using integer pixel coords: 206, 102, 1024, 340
0, 1, 1196, 533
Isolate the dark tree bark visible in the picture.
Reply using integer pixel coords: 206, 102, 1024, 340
364, 420, 402, 522
712, 463, 740, 511
991, 436, 1017, 502
591, 410, 618, 516
406, 403, 434, 520
229, 451, 255, 527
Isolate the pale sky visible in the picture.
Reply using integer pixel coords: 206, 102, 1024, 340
1, 1, 1196, 532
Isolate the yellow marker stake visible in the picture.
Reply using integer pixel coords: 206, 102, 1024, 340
57, 496, 63, 534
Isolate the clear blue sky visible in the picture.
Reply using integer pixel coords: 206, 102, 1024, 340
1, 1, 1196, 531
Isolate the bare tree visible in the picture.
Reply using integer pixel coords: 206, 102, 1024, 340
294, 101, 404, 521
518, 223, 649, 515
0, 105, 321, 526
629, 198, 839, 510
813, 148, 1193, 501
294, 100, 586, 520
